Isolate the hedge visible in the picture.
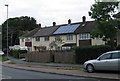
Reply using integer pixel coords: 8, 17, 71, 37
12, 50, 27, 58
75, 45, 112, 64
116, 45, 120, 50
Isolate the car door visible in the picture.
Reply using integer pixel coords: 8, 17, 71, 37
94, 53, 112, 70
110, 52, 120, 71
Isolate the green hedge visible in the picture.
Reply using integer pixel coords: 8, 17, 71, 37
12, 50, 27, 58
116, 45, 120, 50
75, 45, 112, 64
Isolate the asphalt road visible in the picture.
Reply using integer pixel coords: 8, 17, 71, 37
1, 66, 119, 81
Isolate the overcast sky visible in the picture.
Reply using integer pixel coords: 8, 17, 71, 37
0, 0, 119, 27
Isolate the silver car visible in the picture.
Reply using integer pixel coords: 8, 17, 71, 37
84, 50, 120, 73
0, 51, 4, 56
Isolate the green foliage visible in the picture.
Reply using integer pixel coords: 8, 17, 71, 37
116, 45, 120, 50
89, 2, 119, 49
12, 50, 27, 58
75, 45, 112, 64
2, 16, 37, 48
89, 2, 119, 21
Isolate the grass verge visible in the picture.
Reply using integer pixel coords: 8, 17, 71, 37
0, 57, 9, 62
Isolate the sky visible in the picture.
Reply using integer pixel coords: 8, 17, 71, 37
0, 0, 119, 27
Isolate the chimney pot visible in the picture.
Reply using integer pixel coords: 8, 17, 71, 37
68, 19, 71, 24
53, 22, 56, 26
82, 16, 86, 24
38, 24, 41, 29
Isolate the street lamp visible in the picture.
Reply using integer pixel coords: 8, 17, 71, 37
5, 4, 9, 57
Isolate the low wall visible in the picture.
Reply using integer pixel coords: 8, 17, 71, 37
25, 53, 51, 63
54, 52, 75, 64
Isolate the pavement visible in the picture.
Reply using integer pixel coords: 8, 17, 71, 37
1, 57, 120, 80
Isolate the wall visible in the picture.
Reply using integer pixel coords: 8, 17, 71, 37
33, 36, 55, 51
54, 52, 75, 64
19, 37, 25, 46
25, 52, 75, 64
92, 38, 105, 45
25, 53, 51, 62
77, 34, 105, 46
32, 34, 77, 51
117, 30, 120, 45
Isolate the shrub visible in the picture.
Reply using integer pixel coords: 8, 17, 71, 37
75, 45, 112, 64
12, 50, 27, 58
116, 45, 120, 50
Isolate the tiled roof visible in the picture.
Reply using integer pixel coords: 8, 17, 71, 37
20, 28, 39, 37
20, 21, 97, 37
75, 21, 97, 33
34, 26, 59, 37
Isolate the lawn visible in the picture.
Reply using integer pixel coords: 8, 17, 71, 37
0, 57, 9, 62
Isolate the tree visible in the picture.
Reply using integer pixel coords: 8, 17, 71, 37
89, 2, 119, 49
2, 16, 37, 48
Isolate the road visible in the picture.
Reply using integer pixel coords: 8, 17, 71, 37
1, 66, 118, 81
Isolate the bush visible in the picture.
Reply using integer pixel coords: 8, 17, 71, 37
116, 45, 120, 50
12, 50, 27, 58
75, 45, 112, 64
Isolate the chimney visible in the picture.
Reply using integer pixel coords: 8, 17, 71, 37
38, 23, 41, 29
53, 22, 56, 26
82, 16, 86, 24
68, 19, 71, 24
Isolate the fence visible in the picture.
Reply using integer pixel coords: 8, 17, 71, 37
25, 51, 75, 64
25, 53, 51, 63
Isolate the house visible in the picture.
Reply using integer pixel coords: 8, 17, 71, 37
19, 26, 40, 51
113, 12, 120, 45
19, 16, 105, 51
0, 26, 2, 50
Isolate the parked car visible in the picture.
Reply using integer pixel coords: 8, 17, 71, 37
0, 51, 4, 56
84, 50, 120, 73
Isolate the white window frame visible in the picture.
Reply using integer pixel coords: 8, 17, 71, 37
25, 37, 31, 42
44, 36, 49, 41
55, 36, 61, 42
66, 34, 73, 41
35, 37, 40, 42
79, 33, 91, 40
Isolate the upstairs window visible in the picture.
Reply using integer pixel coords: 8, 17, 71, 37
79, 33, 91, 40
67, 34, 73, 41
45, 36, 49, 41
55, 36, 61, 42
25, 37, 31, 42
35, 37, 40, 41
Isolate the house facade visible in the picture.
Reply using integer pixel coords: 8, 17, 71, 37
19, 16, 105, 51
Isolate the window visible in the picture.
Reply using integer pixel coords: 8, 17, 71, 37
79, 33, 90, 40
25, 37, 31, 42
99, 53, 111, 60
112, 52, 120, 59
55, 36, 61, 42
35, 37, 40, 41
67, 34, 73, 41
45, 36, 49, 41
22, 38, 24, 42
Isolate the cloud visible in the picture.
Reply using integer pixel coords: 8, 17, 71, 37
0, 0, 95, 27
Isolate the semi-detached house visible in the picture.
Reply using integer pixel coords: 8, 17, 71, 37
19, 16, 105, 51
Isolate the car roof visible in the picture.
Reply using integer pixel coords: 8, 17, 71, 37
105, 50, 120, 54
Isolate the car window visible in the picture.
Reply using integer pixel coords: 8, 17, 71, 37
99, 53, 111, 60
112, 52, 120, 59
